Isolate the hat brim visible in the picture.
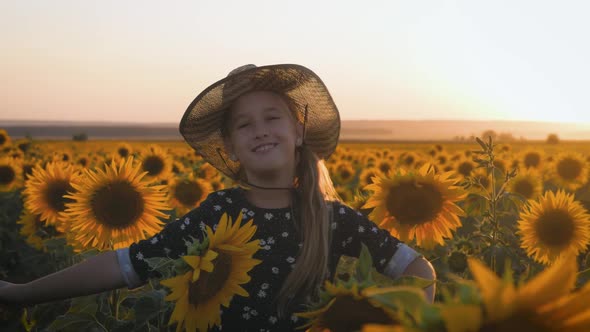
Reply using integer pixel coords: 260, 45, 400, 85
179, 64, 340, 181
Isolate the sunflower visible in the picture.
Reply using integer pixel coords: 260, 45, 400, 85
363, 163, 467, 249
168, 173, 213, 216
517, 190, 590, 264
438, 253, 590, 332
375, 158, 394, 176
160, 212, 261, 332
138, 144, 173, 182
455, 158, 476, 179
297, 282, 401, 332
359, 167, 384, 188
0, 129, 11, 149
195, 162, 221, 181
61, 157, 170, 251
23, 161, 81, 231
333, 161, 356, 185
521, 149, 544, 170
548, 152, 588, 191
17, 209, 61, 251
507, 167, 543, 200
116, 142, 133, 158
0, 157, 23, 192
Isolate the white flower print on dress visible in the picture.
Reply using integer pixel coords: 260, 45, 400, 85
261, 283, 269, 290
258, 290, 266, 298
339, 207, 346, 214
347, 236, 353, 243
286, 256, 295, 263
269, 316, 278, 324
136, 252, 144, 260
272, 267, 279, 274
267, 237, 275, 244
214, 205, 222, 211
150, 237, 159, 244
357, 211, 363, 216
242, 313, 251, 320
225, 197, 232, 203
180, 224, 186, 230
184, 217, 190, 225
331, 222, 338, 230
199, 221, 206, 230
213, 223, 218, 231
260, 239, 266, 246
248, 211, 255, 217
372, 226, 378, 233
217, 191, 225, 196
380, 258, 387, 266
358, 225, 365, 233
164, 247, 171, 255
264, 213, 273, 220
264, 245, 271, 250
281, 232, 289, 238
285, 212, 291, 219
291, 315, 299, 322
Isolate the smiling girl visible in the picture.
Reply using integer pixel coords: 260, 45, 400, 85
0, 64, 435, 331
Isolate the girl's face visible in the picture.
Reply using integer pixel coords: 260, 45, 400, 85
224, 90, 303, 176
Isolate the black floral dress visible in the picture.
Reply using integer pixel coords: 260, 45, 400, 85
127, 187, 412, 331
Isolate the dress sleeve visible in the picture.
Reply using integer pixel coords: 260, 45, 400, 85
332, 202, 422, 277
117, 192, 217, 288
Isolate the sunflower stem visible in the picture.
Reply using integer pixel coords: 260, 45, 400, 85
110, 287, 120, 320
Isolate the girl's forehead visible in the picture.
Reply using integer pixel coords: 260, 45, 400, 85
231, 92, 290, 118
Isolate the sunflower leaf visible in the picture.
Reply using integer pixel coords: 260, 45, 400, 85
475, 137, 487, 151
357, 243, 373, 282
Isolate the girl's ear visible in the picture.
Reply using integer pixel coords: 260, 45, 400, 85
295, 121, 304, 143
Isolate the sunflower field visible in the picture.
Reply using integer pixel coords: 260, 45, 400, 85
2, 127, 590, 331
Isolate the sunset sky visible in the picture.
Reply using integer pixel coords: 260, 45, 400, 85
1, 1, 589, 125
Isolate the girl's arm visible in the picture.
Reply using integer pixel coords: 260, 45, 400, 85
402, 256, 436, 303
0, 250, 126, 306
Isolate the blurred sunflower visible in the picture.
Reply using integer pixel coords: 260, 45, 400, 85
168, 173, 213, 216
521, 149, 544, 170
398, 152, 418, 168
138, 144, 173, 182
52, 150, 72, 163
376, 158, 393, 176
548, 152, 588, 191
160, 212, 261, 332
363, 163, 467, 249
17, 209, 60, 251
62, 157, 170, 250
171, 161, 186, 175
0, 129, 11, 148
116, 142, 133, 158
517, 190, 590, 264
455, 158, 476, 179
507, 167, 543, 200
24, 161, 80, 231
334, 161, 356, 185
0, 157, 23, 192
297, 282, 400, 332
438, 253, 590, 332
195, 162, 221, 181
359, 167, 384, 188
335, 185, 353, 203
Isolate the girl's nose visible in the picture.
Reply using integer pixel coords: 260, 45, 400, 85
253, 122, 269, 139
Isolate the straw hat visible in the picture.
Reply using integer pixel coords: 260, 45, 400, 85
179, 64, 341, 184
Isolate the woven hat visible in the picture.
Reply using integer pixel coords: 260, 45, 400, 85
179, 64, 341, 184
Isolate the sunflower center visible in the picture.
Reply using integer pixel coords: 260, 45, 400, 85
91, 180, 145, 228
479, 310, 551, 332
340, 169, 352, 181
534, 208, 575, 247
188, 252, 232, 306
44, 180, 75, 212
174, 180, 203, 207
0, 134, 6, 145
524, 153, 541, 168
513, 179, 534, 199
118, 147, 129, 157
0, 165, 16, 185
458, 162, 474, 177
379, 162, 390, 174
318, 295, 397, 332
557, 157, 582, 181
386, 180, 444, 225
143, 156, 165, 176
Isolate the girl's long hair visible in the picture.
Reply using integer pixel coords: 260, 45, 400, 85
221, 91, 341, 317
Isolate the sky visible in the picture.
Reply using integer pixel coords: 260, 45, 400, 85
1, 0, 590, 125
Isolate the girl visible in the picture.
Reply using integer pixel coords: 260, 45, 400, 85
0, 64, 436, 331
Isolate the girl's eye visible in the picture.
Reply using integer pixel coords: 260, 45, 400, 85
237, 123, 249, 129
268, 117, 280, 121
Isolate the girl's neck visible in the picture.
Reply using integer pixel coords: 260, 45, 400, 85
243, 187, 293, 209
